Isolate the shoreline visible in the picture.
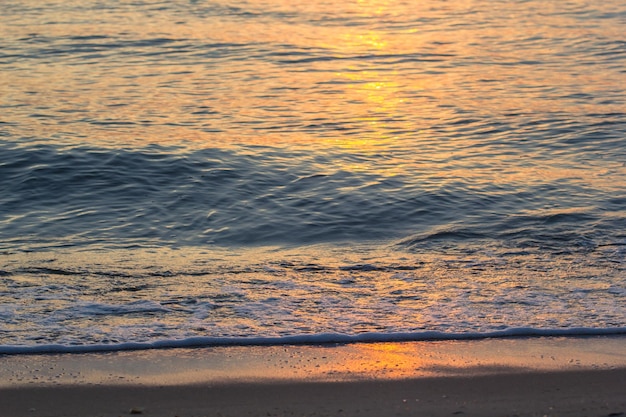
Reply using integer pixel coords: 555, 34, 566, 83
1, 336, 625, 417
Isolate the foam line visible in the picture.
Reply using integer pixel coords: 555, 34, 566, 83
2, 327, 625, 355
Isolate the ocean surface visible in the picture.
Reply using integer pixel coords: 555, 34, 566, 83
1, 0, 625, 354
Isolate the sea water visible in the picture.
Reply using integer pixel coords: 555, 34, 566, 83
0, 0, 625, 353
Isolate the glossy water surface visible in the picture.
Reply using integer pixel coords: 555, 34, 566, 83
1, 0, 625, 351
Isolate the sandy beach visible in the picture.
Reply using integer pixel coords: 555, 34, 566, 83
1, 336, 625, 417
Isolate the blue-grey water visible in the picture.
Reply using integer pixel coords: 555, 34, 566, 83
1, 0, 625, 352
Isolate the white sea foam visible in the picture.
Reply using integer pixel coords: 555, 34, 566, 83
1, 245, 624, 352
1, 328, 625, 355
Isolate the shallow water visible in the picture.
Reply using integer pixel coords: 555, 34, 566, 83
0, 0, 625, 352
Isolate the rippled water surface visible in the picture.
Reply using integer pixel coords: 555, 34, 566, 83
1, 0, 625, 351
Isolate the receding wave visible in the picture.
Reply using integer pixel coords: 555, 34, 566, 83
2, 248, 623, 352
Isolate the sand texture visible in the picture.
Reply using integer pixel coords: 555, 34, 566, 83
1, 337, 625, 417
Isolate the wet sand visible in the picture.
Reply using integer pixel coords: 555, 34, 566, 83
1, 336, 625, 417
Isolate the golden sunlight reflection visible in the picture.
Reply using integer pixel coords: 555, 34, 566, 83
342, 342, 430, 378
2, 0, 623, 193
339, 31, 388, 51
357, 0, 391, 11
2, 338, 625, 386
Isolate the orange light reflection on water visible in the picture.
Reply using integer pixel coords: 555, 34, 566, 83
1, 0, 624, 192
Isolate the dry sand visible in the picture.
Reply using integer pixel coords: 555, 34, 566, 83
1, 336, 625, 417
